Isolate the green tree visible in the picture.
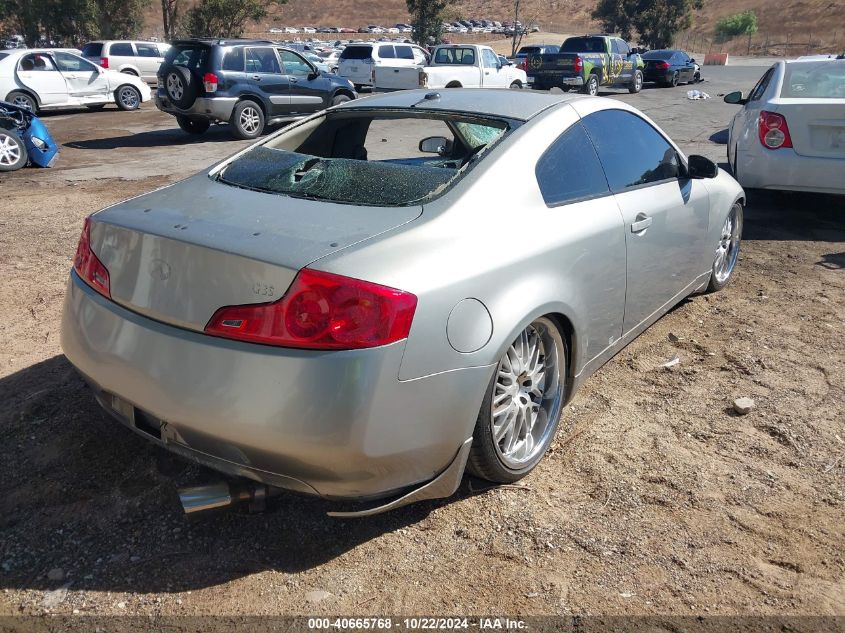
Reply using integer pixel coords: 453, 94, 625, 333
592, 0, 703, 49
0, 0, 46, 45
184, 0, 284, 38
714, 10, 757, 42
94, 0, 149, 39
161, 0, 179, 40
407, 0, 448, 47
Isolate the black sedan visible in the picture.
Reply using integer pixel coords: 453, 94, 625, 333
642, 50, 700, 87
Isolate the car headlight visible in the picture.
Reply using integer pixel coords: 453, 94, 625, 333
30, 137, 47, 150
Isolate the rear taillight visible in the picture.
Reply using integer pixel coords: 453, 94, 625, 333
203, 72, 218, 93
205, 269, 417, 350
371, 67, 376, 83
520, 58, 528, 71
73, 217, 110, 298
656, 61, 670, 69
574, 55, 583, 73
759, 111, 793, 149
99, 57, 109, 69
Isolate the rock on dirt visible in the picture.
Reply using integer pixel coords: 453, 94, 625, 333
733, 397, 756, 415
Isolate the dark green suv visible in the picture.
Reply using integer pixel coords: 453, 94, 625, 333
156, 39, 357, 139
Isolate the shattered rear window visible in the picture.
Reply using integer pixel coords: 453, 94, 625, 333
216, 111, 510, 206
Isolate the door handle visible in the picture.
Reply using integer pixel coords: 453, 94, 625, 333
251, 74, 261, 81
290, 77, 298, 83
631, 214, 652, 232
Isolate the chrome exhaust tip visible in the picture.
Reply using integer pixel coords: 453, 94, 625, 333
177, 481, 273, 515
178, 483, 235, 515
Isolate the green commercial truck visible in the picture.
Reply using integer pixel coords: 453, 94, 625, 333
527, 34, 644, 95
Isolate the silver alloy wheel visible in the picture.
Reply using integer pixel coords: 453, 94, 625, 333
0, 132, 22, 166
118, 86, 140, 109
634, 71, 643, 91
491, 320, 563, 468
587, 76, 598, 96
167, 73, 184, 101
12, 95, 33, 110
239, 106, 261, 134
714, 205, 741, 284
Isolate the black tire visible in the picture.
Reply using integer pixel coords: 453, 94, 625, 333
671, 71, 680, 87
467, 316, 567, 483
582, 74, 599, 96
693, 72, 701, 83
706, 202, 743, 293
86, 104, 106, 111
628, 69, 643, 93
176, 115, 210, 135
229, 100, 264, 140
164, 66, 197, 109
331, 93, 351, 107
115, 84, 142, 111
6, 91, 37, 113
0, 129, 28, 172
509, 80, 522, 89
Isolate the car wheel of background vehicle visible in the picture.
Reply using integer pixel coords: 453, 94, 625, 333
628, 70, 643, 93
694, 72, 701, 83
176, 115, 210, 135
165, 66, 197, 109
86, 104, 106, 111
671, 71, 679, 87
331, 94, 351, 106
115, 85, 141, 111
0, 129, 28, 172
230, 100, 264, 139
582, 74, 599, 96
467, 316, 566, 483
509, 80, 522, 89
706, 202, 743, 293
7, 91, 37, 113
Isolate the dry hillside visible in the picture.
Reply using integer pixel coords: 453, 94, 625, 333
141, 0, 845, 55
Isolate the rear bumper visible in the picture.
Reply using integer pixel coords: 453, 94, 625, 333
643, 70, 672, 83
154, 94, 237, 122
737, 146, 845, 195
61, 272, 491, 500
529, 73, 583, 87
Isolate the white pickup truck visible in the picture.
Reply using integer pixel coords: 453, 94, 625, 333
374, 44, 528, 91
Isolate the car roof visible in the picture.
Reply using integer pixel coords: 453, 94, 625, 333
337, 88, 584, 122
171, 38, 275, 47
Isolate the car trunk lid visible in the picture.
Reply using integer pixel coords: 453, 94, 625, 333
771, 100, 845, 159
88, 173, 421, 332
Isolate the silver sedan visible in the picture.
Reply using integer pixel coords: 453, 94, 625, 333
61, 89, 744, 516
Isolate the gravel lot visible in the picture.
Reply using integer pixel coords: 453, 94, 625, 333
0, 65, 843, 619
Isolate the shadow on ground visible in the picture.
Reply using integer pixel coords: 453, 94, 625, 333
742, 190, 845, 242
64, 125, 242, 150
0, 355, 484, 594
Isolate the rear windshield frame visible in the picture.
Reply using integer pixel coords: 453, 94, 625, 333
213, 108, 519, 207
80, 42, 103, 57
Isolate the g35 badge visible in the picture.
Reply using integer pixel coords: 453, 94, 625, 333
253, 282, 275, 297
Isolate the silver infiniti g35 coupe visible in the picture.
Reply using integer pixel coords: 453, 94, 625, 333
61, 89, 744, 517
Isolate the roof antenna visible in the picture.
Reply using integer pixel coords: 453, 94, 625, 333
410, 92, 441, 107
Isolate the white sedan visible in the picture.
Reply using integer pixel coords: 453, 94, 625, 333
724, 58, 845, 195
0, 48, 152, 113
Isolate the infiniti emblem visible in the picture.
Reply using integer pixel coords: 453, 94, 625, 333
149, 258, 171, 281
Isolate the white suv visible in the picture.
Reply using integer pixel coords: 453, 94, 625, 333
81, 41, 170, 85
337, 42, 429, 89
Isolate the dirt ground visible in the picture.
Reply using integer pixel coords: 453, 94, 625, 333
0, 66, 843, 621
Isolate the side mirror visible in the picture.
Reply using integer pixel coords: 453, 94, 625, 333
687, 154, 719, 179
689, 58, 696, 63
723, 90, 746, 105
419, 135, 451, 154
308, 70, 320, 80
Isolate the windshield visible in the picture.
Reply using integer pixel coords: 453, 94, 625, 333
781, 61, 845, 98
216, 111, 510, 206
560, 37, 606, 53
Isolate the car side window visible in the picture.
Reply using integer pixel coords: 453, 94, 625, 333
19, 53, 57, 72
110, 42, 134, 56
245, 47, 280, 74
136, 43, 160, 58
535, 121, 610, 207
279, 50, 312, 77
222, 47, 244, 71
379, 45, 396, 59
582, 109, 680, 192
482, 49, 499, 68
613, 39, 629, 55
54, 52, 98, 73
395, 45, 414, 60
749, 67, 775, 101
